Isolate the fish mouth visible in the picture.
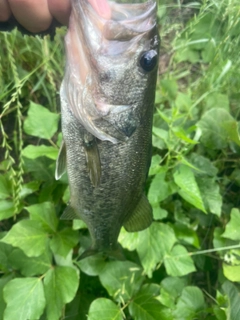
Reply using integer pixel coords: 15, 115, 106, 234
61, 0, 158, 143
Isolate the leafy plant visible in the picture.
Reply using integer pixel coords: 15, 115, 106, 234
1, 0, 240, 319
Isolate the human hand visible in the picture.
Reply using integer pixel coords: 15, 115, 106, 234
0, 0, 71, 33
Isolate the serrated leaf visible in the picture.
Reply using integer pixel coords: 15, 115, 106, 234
1, 220, 48, 257
173, 286, 206, 320
99, 261, 143, 302
148, 172, 172, 206
8, 248, 52, 276
22, 145, 58, 160
26, 202, 58, 232
222, 208, 240, 241
188, 153, 218, 177
50, 228, 79, 257
118, 227, 139, 251
129, 284, 170, 320
164, 245, 196, 276
88, 298, 123, 320
3, 278, 46, 320
0, 200, 15, 221
44, 266, 79, 320
23, 102, 59, 139
173, 164, 206, 213
136, 222, 177, 277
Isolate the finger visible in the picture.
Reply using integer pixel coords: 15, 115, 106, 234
0, 0, 11, 21
48, 0, 71, 25
8, 0, 52, 33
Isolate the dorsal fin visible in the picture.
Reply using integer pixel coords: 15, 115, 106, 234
55, 140, 67, 180
83, 132, 101, 187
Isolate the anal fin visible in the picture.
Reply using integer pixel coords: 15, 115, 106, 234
55, 140, 67, 180
83, 132, 101, 187
60, 205, 79, 220
124, 194, 153, 232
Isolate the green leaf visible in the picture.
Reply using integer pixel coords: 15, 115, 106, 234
222, 208, 240, 241
44, 266, 79, 320
23, 102, 59, 139
19, 181, 41, 199
136, 222, 177, 277
128, 284, 171, 320
99, 261, 143, 302
1, 220, 48, 257
198, 108, 240, 149
23, 157, 54, 181
0, 200, 15, 221
118, 227, 139, 251
22, 145, 58, 160
159, 277, 187, 308
223, 281, 240, 320
0, 242, 13, 272
164, 245, 196, 276
72, 219, 87, 230
173, 286, 206, 320
26, 202, 58, 232
173, 164, 206, 213
88, 298, 123, 320
8, 248, 52, 277
196, 177, 222, 216
3, 278, 46, 320
0, 275, 13, 320
223, 264, 240, 282
173, 223, 200, 248
50, 228, 79, 257
0, 175, 11, 199
148, 172, 172, 206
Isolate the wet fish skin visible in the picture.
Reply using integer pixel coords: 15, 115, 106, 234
57, 0, 160, 259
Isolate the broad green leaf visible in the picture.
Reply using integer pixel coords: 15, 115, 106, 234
223, 264, 240, 282
223, 281, 240, 320
23, 157, 54, 181
222, 208, 240, 240
19, 181, 40, 199
173, 164, 206, 213
88, 298, 123, 320
0, 242, 13, 272
50, 228, 79, 257
159, 277, 187, 308
160, 79, 178, 101
0, 200, 15, 221
73, 219, 87, 230
0, 175, 11, 199
149, 154, 162, 176
44, 266, 79, 320
0, 275, 13, 320
118, 227, 139, 251
22, 145, 58, 160
148, 172, 172, 206
173, 286, 206, 319
188, 153, 218, 177
196, 176, 222, 216
198, 108, 240, 149
205, 92, 229, 111
173, 223, 200, 248
136, 223, 177, 277
8, 248, 52, 276
129, 284, 171, 320
164, 245, 196, 276
1, 220, 48, 257
3, 278, 46, 320
26, 202, 58, 232
23, 102, 59, 139
99, 261, 143, 302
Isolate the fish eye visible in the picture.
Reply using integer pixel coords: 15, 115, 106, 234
139, 50, 158, 72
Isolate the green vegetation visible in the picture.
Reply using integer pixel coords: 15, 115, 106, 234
1, 0, 240, 319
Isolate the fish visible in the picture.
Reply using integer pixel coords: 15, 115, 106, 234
56, 0, 160, 260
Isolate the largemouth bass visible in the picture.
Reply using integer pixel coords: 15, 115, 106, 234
56, 0, 160, 259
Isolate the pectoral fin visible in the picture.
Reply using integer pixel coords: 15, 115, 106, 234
124, 194, 153, 232
55, 140, 67, 180
60, 205, 79, 220
83, 133, 101, 187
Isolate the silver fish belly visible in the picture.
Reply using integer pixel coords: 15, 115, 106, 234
56, 0, 160, 259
